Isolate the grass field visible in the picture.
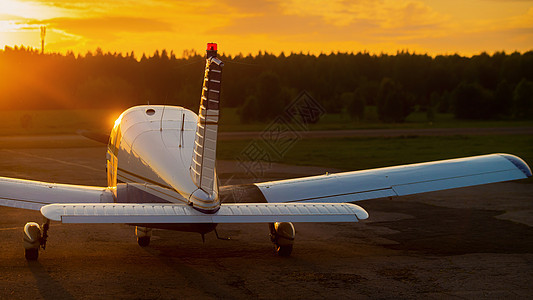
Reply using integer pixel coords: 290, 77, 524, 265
0, 108, 531, 136
218, 134, 533, 182
219, 107, 533, 132
0, 109, 121, 136
1, 109, 531, 182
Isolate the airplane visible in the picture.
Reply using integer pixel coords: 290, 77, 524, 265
1, 43, 531, 260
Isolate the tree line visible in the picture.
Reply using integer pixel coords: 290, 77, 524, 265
1, 46, 532, 122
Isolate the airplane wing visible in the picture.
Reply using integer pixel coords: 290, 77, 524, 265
2, 154, 530, 217
40, 202, 368, 223
0, 177, 114, 210
254, 154, 532, 204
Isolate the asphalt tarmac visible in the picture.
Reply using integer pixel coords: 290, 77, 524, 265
0, 138, 532, 299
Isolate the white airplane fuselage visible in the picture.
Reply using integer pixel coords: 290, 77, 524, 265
106, 105, 220, 233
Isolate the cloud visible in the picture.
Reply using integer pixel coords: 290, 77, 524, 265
21, 0, 213, 14
278, 0, 376, 26
217, 0, 450, 44
219, 0, 279, 14
19, 0, 133, 10
4, 0, 532, 56
27, 16, 173, 40
0, 14, 26, 21
383, 1, 449, 29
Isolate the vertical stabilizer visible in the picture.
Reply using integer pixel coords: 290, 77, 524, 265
190, 43, 223, 204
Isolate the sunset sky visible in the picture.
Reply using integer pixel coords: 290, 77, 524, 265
1, 0, 532, 58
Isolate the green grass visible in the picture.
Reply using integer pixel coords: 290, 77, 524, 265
218, 134, 533, 182
0, 109, 122, 136
0, 108, 531, 136
219, 107, 533, 132
1, 108, 530, 182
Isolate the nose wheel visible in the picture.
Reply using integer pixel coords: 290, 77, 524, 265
269, 222, 295, 256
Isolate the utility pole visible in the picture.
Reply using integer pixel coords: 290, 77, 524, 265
40, 26, 46, 54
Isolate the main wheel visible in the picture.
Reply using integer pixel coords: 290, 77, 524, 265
275, 244, 293, 257
137, 236, 150, 247
25, 248, 39, 260
269, 222, 295, 257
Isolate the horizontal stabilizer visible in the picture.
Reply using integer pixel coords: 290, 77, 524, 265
41, 203, 368, 223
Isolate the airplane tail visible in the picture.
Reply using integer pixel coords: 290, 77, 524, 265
189, 43, 223, 209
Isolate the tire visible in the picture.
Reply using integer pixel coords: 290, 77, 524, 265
276, 244, 293, 257
25, 248, 39, 260
137, 236, 150, 247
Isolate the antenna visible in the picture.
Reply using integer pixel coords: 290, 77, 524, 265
40, 26, 46, 54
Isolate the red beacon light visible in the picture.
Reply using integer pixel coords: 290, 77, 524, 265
207, 43, 217, 51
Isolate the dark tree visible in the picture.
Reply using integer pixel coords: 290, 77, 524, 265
240, 95, 260, 123
376, 78, 413, 123
494, 80, 513, 117
512, 79, 533, 119
347, 89, 365, 121
0, 46, 532, 123
452, 82, 497, 119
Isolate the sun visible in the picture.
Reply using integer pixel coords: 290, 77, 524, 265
0, 0, 71, 50
0, 0, 63, 20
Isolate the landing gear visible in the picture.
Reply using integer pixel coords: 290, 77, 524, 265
269, 222, 295, 257
25, 248, 39, 260
135, 226, 152, 247
137, 236, 150, 247
23, 219, 50, 261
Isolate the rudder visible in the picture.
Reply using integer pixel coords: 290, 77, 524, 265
190, 43, 224, 199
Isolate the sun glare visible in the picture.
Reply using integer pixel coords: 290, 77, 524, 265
0, 0, 73, 50
0, 0, 64, 20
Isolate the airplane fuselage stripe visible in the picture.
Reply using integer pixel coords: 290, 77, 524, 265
117, 167, 173, 190
117, 169, 218, 208
144, 186, 188, 204
116, 174, 187, 204
1, 196, 48, 205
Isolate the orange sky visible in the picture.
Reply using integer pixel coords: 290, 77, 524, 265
1, 0, 532, 57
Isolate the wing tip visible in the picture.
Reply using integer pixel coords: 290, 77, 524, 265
358, 211, 369, 220
499, 154, 532, 178
40, 204, 62, 221
347, 203, 369, 220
